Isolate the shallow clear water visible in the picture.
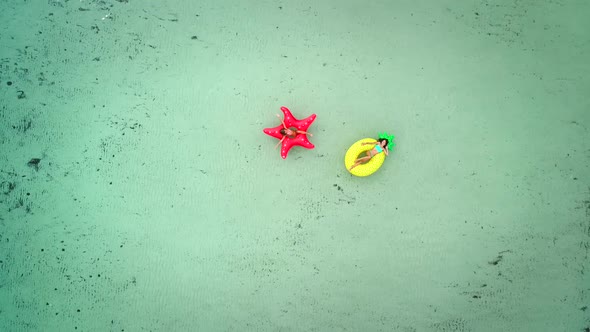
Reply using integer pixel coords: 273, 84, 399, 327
1, 0, 589, 331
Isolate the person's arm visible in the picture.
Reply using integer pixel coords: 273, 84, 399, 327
275, 136, 285, 148
276, 114, 287, 129
361, 142, 376, 146
384, 148, 389, 156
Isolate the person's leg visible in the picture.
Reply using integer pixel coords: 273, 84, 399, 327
349, 160, 361, 170
352, 150, 373, 168
297, 130, 312, 136
350, 155, 371, 170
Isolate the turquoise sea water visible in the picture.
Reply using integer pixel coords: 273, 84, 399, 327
1, 0, 589, 331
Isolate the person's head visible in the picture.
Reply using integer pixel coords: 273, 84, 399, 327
280, 128, 295, 137
378, 138, 389, 148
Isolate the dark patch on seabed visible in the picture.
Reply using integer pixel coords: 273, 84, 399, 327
582, 187, 590, 332
0, 168, 35, 215
431, 317, 469, 332
581, 186, 590, 261
584, 186, 590, 237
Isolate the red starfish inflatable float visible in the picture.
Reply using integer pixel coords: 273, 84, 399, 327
263, 106, 316, 159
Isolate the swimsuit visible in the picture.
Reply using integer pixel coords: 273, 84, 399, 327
374, 144, 383, 153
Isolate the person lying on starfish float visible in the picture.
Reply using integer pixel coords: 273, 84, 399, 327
349, 136, 390, 171
274, 113, 312, 148
263, 106, 316, 159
